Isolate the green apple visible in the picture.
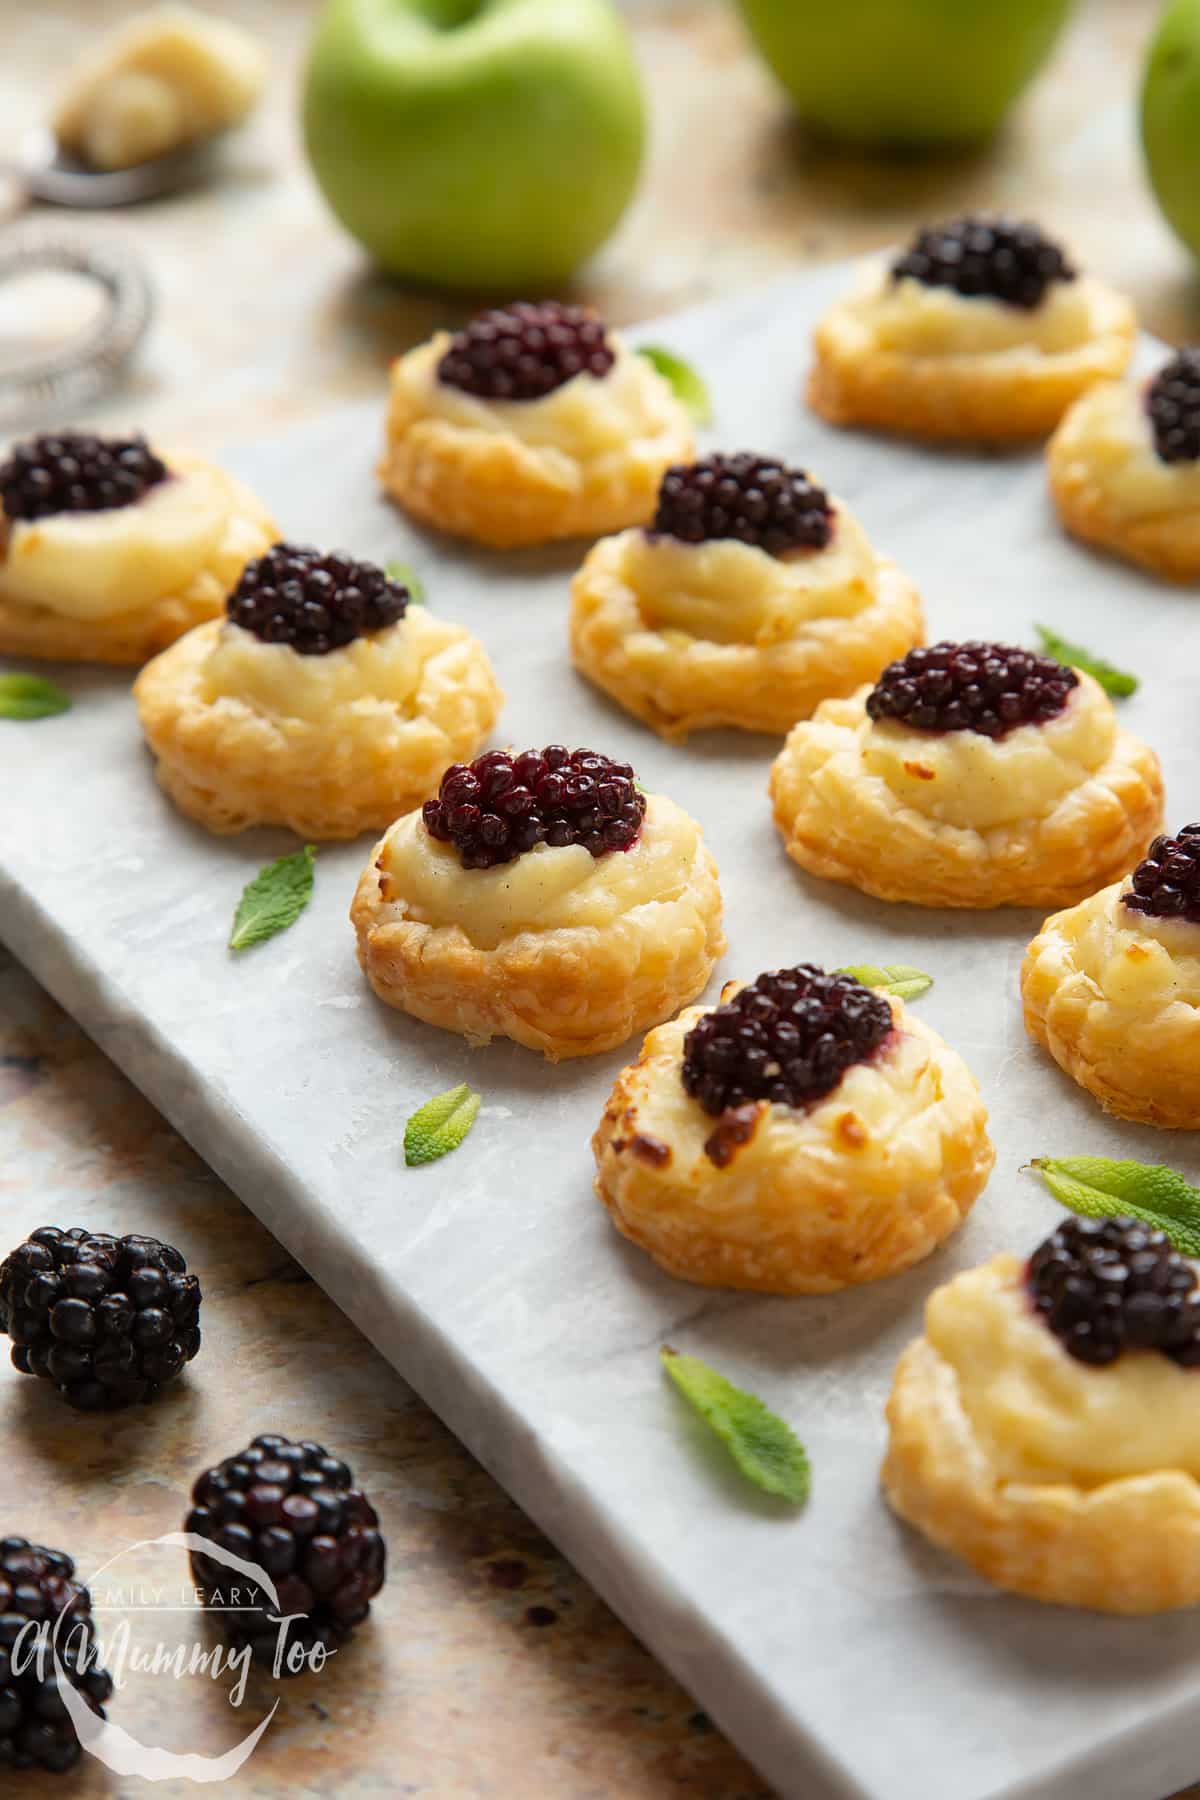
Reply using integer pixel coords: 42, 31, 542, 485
1142, 0, 1200, 260
302, 0, 645, 290
733, 0, 1077, 146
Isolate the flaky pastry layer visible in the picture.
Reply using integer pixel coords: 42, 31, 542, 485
592, 988, 992, 1293
351, 794, 725, 1061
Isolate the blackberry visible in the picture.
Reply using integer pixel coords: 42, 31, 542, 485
651, 454, 833, 558
891, 214, 1075, 310
437, 301, 614, 401
0, 1537, 114, 1773
681, 965, 893, 1117
0, 1227, 201, 1412
226, 544, 408, 656
186, 1433, 386, 1669
0, 431, 167, 524
1147, 349, 1200, 464
1123, 824, 1200, 926
866, 641, 1077, 739
1027, 1216, 1200, 1367
422, 746, 646, 870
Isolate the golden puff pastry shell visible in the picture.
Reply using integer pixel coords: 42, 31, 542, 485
135, 608, 503, 840
567, 510, 924, 740
769, 676, 1163, 910
809, 270, 1135, 444
884, 1255, 1200, 1613
1048, 378, 1200, 582
351, 793, 725, 1061
592, 988, 993, 1294
379, 338, 695, 549
1022, 880, 1200, 1128
0, 452, 276, 665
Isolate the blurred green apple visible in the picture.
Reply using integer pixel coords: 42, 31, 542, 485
1142, 0, 1200, 259
733, 0, 1077, 146
302, 0, 645, 290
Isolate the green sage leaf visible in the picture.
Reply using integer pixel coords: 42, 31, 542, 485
229, 845, 316, 953
836, 963, 933, 1001
1034, 626, 1138, 698
636, 346, 712, 424
404, 1082, 481, 1167
661, 1347, 810, 1504
0, 672, 71, 720
1029, 1156, 1200, 1257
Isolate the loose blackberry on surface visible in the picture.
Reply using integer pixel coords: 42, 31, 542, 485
437, 301, 614, 401
681, 966, 893, 1116
651, 454, 832, 557
866, 641, 1078, 739
0, 1227, 201, 1411
0, 431, 167, 524
1146, 349, 1200, 465
891, 215, 1076, 310
422, 746, 646, 870
186, 1433, 386, 1668
1124, 824, 1200, 926
0, 1538, 113, 1772
227, 543, 409, 656
1028, 1216, 1200, 1367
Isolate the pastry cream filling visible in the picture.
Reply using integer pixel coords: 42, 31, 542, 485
0, 460, 231, 619
861, 674, 1115, 830
617, 503, 876, 646
401, 338, 676, 464
845, 263, 1097, 359
927, 1255, 1200, 1486
200, 608, 461, 721
379, 794, 699, 951
1047, 883, 1200, 1011
1053, 379, 1200, 521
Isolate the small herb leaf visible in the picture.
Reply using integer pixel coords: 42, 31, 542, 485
1029, 1156, 1200, 1257
385, 559, 425, 603
636, 346, 712, 425
836, 963, 933, 1001
1035, 625, 1138, 699
661, 1348, 810, 1504
0, 673, 71, 720
404, 1083, 481, 1167
229, 845, 316, 953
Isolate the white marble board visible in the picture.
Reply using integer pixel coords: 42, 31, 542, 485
3, 264, 1200, 1800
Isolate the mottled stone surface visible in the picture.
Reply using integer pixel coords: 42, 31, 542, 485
1, 1, 1199, 1795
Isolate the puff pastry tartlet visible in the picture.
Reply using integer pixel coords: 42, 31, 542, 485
1022, 822, 1200, 1127
769, 639, 1163, 910
380, 301, 695, 549
885, 1216, 1200, 1613
809, 215, 1135, 444
569, 452, 924, 740
136, 543, 501, 838
1048, 347, 1200, 581
352, 744, 724, 1060
0, 429, 275, 664
592, 963, 992, 1293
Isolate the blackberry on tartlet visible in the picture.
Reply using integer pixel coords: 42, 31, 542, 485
186, 1434, 386, 1667
1147, 349, 1200, 466
0, 432, 168, 524
226, 544, 408, 655
1027, 1215, 1200, 1367
651, 454, 832, 557
437, 301, 615, 401
866, 641, 1078, 739
0, 1227, 201, 1412
891, 215, 1075, 311
422, 746, 645, 870
0, 1537, 114, 1771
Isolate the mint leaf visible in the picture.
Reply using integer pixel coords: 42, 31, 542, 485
836, 963, 932, 1001
1034, 626, 1138, 699
384, 559, 425, 604
636, 346, 712, 425
1029, 1156, 1200, 1257
0, 673, 71, 720
661, 1347, 810, 1504
229, 845, 316, 953
404, 1082, 481, 1167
